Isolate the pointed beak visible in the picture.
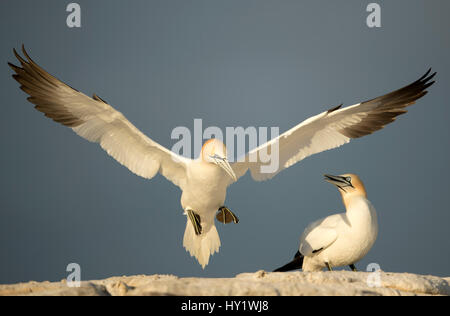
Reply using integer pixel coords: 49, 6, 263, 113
216, 157, 237, 182
324, 174, 353, 189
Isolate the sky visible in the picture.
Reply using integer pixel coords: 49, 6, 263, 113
0, 0, 449, 284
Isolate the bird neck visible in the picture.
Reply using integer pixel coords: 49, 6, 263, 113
342, 194, 376, 231
342, 193, 368, 211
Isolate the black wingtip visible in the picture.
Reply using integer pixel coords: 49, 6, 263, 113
421, 68, 437, 82
11, 45, 33, 66
426, 72, 437, 83
22, 44, 27, 57
21, 44, 33, 63
7, 61, 17, 70
273, 254, 304, 272
420, 70, 436, 92
12, 47, 27, 66
417, 68, 431, 83
93, 94, 109, 104
327, 103, 343, 114
13, 47, 19, 58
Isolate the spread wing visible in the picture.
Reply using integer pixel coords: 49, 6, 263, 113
9, 46, 189, 189
231, 69, 436, 182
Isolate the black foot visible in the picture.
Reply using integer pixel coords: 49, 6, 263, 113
186, 209, 202, 235
216, 206, 239, 224
325, 262, 333, 272
349, 264, 358, 272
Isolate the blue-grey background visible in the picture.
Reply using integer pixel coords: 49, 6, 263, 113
0, 0, 449, 284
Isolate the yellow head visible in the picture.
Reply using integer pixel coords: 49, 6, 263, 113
324, 173, 367, 207
201, 139, 237, 181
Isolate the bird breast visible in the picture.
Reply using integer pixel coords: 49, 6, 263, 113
180, 161, 228, 216
329, 199, 378, 266
307, 198, 378, 269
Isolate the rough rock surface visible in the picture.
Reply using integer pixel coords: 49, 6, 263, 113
0, 271, 448, 296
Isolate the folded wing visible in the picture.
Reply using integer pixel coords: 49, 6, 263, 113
9, 46, 189, 188
299, 214, 343, 256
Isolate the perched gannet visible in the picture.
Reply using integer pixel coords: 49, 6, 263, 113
9, 46, 435, 268
274, 174, 377, 272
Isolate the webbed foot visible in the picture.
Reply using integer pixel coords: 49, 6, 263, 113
216, 206, 239, 224
186, 209, 202, 235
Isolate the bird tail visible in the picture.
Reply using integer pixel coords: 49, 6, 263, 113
183, 220, 221, 269
273, 252, 304, 272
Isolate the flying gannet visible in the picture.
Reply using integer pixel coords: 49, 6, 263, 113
274, 174, 377, 272
9, 46, 435, 268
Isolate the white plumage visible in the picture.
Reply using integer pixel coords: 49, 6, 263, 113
9, 46, 434, 268
275, 174, 378, 272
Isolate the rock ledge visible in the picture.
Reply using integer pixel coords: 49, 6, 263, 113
1, 271, 448, 296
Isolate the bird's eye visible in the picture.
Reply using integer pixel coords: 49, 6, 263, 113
346, 177, 352, 183
210, 154, 224, 161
